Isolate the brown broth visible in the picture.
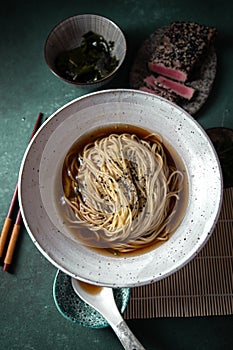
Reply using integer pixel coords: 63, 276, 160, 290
78, 281, 103, 294
61, 124, 188, 257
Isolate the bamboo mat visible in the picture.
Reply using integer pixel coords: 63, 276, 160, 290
125, 187, 233, 319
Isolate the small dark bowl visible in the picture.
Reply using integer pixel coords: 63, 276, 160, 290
44, 14, 127, 89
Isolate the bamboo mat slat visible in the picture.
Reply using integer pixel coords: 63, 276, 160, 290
124, 187, 233, 319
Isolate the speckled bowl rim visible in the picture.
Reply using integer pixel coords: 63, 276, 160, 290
44, 14, 127, 87
206, 127, 233, 188
18, 89, 223, 288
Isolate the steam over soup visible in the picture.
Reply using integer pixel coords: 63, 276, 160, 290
61, 124, 188, 256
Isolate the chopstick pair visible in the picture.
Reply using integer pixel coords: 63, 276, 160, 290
0, 112, 43, 272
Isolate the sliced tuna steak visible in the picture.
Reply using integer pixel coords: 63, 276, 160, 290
148, 62, 187, 82
139, 86, 178, 103
143, 75, 180, 102
149, 21, 217, 82
156, 75, 195, 100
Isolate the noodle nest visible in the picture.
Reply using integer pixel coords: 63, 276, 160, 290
63, 132, 183, 253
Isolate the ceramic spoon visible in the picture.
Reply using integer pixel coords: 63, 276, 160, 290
71, 278, 145, 350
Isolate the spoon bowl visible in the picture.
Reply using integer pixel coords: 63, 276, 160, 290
71, 278, 145, 350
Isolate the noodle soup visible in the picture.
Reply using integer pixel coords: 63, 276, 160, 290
60, 124, 188, 256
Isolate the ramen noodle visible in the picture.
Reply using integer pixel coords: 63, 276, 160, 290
62, 125, 185, 254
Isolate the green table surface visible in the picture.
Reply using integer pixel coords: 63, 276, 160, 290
0, 1, 232, 349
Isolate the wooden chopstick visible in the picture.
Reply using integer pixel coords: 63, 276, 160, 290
0, 185, 18, 264
3, 210, 22, 271
0, 112, 43, 271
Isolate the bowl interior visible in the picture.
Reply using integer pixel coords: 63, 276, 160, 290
19, 89, 222, 287
44, 14, 126, 82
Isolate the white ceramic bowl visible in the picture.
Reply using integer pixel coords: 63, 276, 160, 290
18, 89, 222, 287
44, 14, 127, 88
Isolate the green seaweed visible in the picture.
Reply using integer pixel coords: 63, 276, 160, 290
55, 31, 119, 83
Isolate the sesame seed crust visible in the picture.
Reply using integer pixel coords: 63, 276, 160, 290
150, 21, 217, 79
